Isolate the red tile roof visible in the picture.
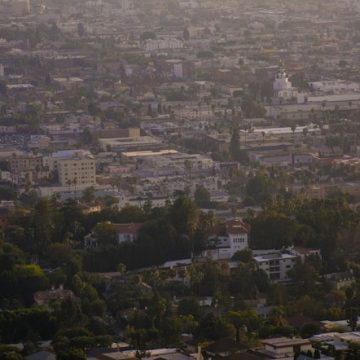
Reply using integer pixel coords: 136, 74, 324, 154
209, 219, 249, 237
113, 223, 143, 235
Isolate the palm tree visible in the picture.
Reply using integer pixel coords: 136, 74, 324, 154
303, 127, 308, 138
66, 179, 72, 193
291, 124, 297, 143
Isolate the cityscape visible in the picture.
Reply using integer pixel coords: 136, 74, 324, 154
1, 0, 360, 359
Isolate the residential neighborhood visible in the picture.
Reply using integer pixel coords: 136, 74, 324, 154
2, 0, 360, 359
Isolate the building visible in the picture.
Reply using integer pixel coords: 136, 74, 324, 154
49, 150, 96, 187
34, 286, 76, 307
258, 338, 313, 358
174, 62, 184, 78
84, 222, 143, 248
273, 67, 298, 100
97, 128, 141, 139
292, 247, 321, 262
99, 136, 162, 152
25, 351, 56, 360
309, 80, 360, 93
144, 38, 184, 52
324, 271, 355, 290
8, 154, 43, 173
202, 219, 249, 260
254, 250, 297, 282
202, 338, 248, 359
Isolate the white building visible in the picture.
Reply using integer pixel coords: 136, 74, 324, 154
144, 38, 184, 52
273, 67, 298, 100
309, 80, 360, 94
254, 250, 297, 282
260, 338, 313, 358
202, 219, 249, 260
0, 64, 4, 77
174, 62, 183, 78
84, 222, 142, 248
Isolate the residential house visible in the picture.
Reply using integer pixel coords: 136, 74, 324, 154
256, 338, 313, 359
324, 271, 355, 290
34, 286, 76, 307
84, 222, 143, 248
201, 219, 249, 260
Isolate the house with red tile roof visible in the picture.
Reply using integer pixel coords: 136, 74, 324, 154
201, 218, 249, 260
84, 222, 143, 248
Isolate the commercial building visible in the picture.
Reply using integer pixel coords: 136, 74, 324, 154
99, 136, 162, 152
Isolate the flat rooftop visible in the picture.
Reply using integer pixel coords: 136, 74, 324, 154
262, 337, 310, 348
122, 149, 178, 157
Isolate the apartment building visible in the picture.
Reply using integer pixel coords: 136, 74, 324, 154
254, 250, 297, 282
58, 155, 96, 187
8, 154, 43, 173
45, 150, 96, 187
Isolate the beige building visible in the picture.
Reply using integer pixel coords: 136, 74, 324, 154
58, 155, 96, 187
8, 154, 43, 173
45, 150, 96, 187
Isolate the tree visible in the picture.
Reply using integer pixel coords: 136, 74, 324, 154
300, 323, 320, 338
93, 222, 117, 247
140, 31, 156, 41
230, 127, 240, 161
57, 348, 86, 360
196, 313, 235, 341
55, 298, 84, 329
13, 264, 48, 304
347, 307, 359, 331
82, 187, 96, 203
291, 124, 297, 143
178, 298, 201, 319
250, 211, 297, 249
267, 306, 287, 327
46, 243, 74, 267
183, 28, 190, 40
194, 185, 211, 208
232, 249, 253, 263
226, 311, 249, 342
77, 23, 85, 37
32, 199, 55, 253
246, 173, 274, 205
169, 195, 198, 237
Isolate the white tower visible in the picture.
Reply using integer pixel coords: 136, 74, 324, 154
273, 63, 298, 100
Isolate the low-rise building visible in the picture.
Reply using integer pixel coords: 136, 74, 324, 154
84, 222, 143, 248
254, 250, 297, 282
8, 154, 43, 173
201, 219, 249, 260
258, 337, 313, 358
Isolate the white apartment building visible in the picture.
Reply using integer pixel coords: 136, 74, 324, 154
254, 250, 297, 282
144, 38, 184, 52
